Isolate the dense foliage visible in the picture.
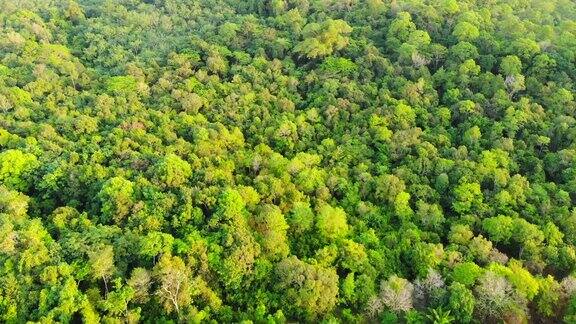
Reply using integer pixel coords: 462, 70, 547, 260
1, 0, 576, 322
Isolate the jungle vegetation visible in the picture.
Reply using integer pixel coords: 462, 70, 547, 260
1, 0, 576, 323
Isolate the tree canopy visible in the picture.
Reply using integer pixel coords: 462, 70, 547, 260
1, 0, 576, 322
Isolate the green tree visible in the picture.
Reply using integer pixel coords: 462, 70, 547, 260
452, 22, 480, 42
276, 256, 339, 319
451, 262, 482, 287
482, 215, 514, 244
500, 55, 522, 76
294, 19, 352, 58
375, 174, 406, 204
0, 149, 38, 191
0, 185, 29, 220
252, 204, 290, 259
316, 204, 349, 241
153, 153, 192, 188
452, 182, 483, 214
88, 245, 115, 295
97, 176, 134, 225
106, 75, 138, 94
426, 307, 455, 324
447, 283, 474, 323
288, 201, 314, 233
535, 276, 562, 318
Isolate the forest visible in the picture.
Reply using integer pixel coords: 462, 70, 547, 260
1, 0, 576, 323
